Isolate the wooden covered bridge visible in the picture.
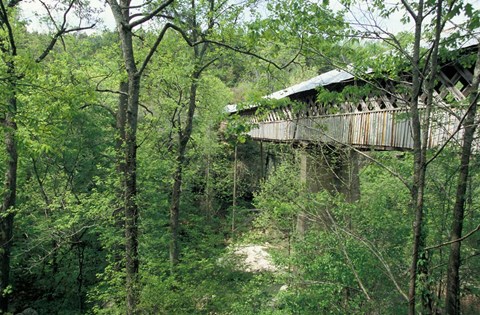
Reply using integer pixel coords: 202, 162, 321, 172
228, 43, 478, 152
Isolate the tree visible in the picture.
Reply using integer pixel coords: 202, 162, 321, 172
0, 2, 94, 311
445, 40, 480, 315
105, 0, 179, 312
332, 1, 479, 312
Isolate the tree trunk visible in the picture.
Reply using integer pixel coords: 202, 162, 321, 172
0, 57, 18, 313
408, 1, 426, 314
107, 0, 174, 310
124, 73, 140, 315
116, 81, 128, 177
169, 70, 200, 270
109, 5, 141, 313
0, 107, 17, 313
419, 1, 443, 311
169, 160, 183, 271
113, 81, 127, 271
445, 43, 480, 315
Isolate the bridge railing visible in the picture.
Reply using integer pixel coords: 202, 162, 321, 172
247, 106, 468, 150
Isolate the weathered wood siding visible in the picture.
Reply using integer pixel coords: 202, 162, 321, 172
248, 108, 465, 150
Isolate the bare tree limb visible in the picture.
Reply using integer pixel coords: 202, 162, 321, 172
426, 93, 480, 166
138, 22, 174, 76
36, 0, 96, 62
197, 57, 218, 76
79, 103, 116, 118
202, 38, 303, 70
95, 88, 128, 96
426, 224, 480, 251
332, 219, 409, 301
400, 0, 417, 20
0, 0, 16, 55
324, 208, 372, 301
121, 0, 153, 10
129, 0, 174, 28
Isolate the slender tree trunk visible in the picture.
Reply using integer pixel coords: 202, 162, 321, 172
113, 11, 140, 315
124, 73, 140, 315
108, 0, 174, 310
113, 81, 128, 271
116, 81, 128, 176
169, 70, 200, 270
169, 158, 183, 270
408, 1, 426, 314
168, 0, 215, 270
108, 1, 143, 312
0, 99, 17, 313
445, 43, 480, 315
0, 56, 18, 313
419, 1, 443, 311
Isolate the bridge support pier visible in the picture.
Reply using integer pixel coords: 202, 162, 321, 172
297, 145, 360, 236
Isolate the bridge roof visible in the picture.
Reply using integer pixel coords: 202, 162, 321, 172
226, 67, 357, 113
266, 68, 356, 100
226, 31, 479, 114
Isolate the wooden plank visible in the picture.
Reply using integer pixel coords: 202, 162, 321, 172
248, 105, 469, 150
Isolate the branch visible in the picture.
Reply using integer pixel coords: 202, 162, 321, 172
96, 88, 128, 96
138, 22, 175, 76
95, 74, 129, 96
129, 0, 174, 28
197, 57, 218, 76
425, 93, 480, 166
285, 189, 408, 302
121, 0, 153, 9
425, 224, 480, 251
137, 19, 214, 76
156, 21, 303, 72
400, 0, 417, 20
79, 103, 116, 118
36, 0, 96, 63
0, 0, 16, 55
63, 24, 96, 34
35, 24, 96, 63
31, 156, 50, 206
8, 0, 22, 7
333, 221, 409, 301
38, 0, 60, 31
203, 38, 302, 70
36, 31, 63, 63
140, 102, 154, 116
130, 13, 173, 20
324, 208, 372, 301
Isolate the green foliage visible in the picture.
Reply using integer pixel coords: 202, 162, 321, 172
4, 1, 480, 314
254, 159, 304, 235
248, 151, 414, 313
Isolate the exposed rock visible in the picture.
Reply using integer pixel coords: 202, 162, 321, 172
233, 244, 277, 272
17, 308, 38, 315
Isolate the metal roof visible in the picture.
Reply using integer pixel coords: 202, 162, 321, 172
226, 32, 479, 114
226, 68, 355, 113
266, 68, 354, 100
